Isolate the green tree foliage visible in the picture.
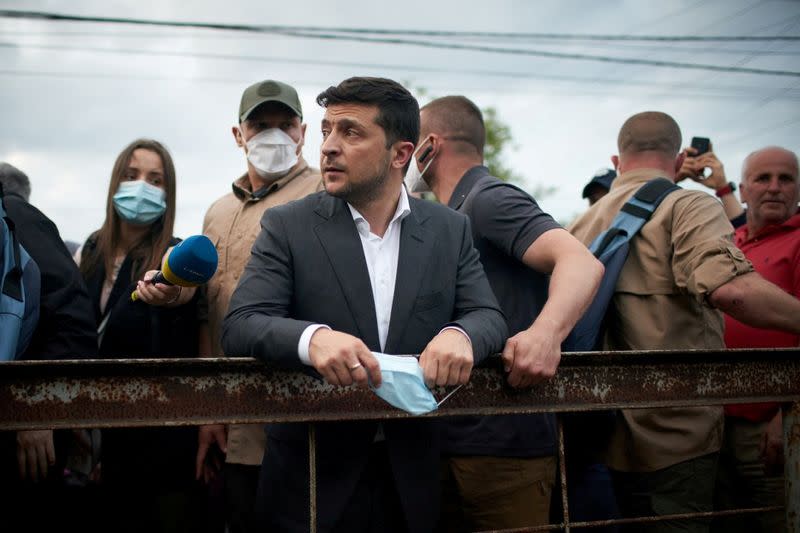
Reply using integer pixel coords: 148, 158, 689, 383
483, 107, 556, 200
482, 106, 520, 184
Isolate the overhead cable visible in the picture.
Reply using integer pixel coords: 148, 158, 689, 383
1, 10, 799, 77
1, 9, 799, 42
4, 41, 800, 96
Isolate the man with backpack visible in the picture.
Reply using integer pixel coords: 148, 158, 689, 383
569, 112, 800, 533
0, 162, 97, 531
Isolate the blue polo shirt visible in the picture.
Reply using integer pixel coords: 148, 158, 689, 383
441, 166, 561, 458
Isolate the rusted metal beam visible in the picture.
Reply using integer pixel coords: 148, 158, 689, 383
1, 348, 798, 430
477, 506, 786, 532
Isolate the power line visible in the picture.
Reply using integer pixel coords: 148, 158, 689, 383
608, 1, 767, 91
1, 11, 799, 78
719, 115, 800, 146
3, 42, 800, 99
2, 9, 799, 42
6, 29, 800, 56
274, 28, 800, 77
2, 10, 799, 77
663, 12, 800, 132
3, 68, 799, 102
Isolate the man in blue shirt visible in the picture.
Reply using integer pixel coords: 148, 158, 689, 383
410, 96, 603, 531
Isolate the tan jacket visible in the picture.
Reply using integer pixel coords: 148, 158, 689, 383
569, 168, 753, 472
201, 158, 323, 465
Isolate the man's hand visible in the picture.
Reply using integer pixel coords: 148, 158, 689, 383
17, 430, 55, 482
678, 147, 727, 189
419, 329, 473, 387
677, 147, 698, 183
196, 424, 227, 483
501, 324, 561, 388
308, 329, 381, 388
760, 410, 784, 475
134, 270, 182, 306
692, 151, 727, 189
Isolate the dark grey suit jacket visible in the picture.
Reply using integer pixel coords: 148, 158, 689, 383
222, 190, 506, 532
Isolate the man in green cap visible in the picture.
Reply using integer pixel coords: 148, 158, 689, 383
196, 79, 322, 533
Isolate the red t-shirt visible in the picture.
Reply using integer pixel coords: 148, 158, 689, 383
725, 211, 800, 421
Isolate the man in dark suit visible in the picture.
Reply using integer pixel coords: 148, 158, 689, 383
222, 77, 507, 532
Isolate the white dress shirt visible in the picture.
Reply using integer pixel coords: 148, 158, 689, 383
298, 186, 468, 364
347, 188, 410, 351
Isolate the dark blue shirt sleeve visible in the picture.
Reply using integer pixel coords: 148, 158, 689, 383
730, 211, 747, 229
468, 183, 561, 261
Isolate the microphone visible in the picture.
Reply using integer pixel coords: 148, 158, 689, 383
131, 235, 218, 301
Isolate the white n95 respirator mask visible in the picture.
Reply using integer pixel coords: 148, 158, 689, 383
404, 139, 435, 193
245, 128, 299, 180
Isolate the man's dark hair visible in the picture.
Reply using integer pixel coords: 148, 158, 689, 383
0, 162, 32, 202
317, 77, 419, 148
421, 96, 485, 156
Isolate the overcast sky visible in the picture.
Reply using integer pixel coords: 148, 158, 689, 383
1, 0, 799, 243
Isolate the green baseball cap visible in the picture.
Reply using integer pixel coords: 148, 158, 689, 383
238, 80, 302, 122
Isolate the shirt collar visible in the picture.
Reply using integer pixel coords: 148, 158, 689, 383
736, 210, 800, 245
448, 165, 490, 210
347, 185, 411, 237
612, 168, 673, 191
231, 157, 308, 202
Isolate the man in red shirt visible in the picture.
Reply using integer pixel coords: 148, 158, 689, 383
714, 146, 799, 533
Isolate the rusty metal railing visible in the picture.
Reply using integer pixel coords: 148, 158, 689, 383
1, 348, 798, 532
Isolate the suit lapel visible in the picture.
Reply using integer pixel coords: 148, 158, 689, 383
313, 195, 381, 350
385, 203, 435, 353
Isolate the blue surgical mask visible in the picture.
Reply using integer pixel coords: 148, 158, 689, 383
370, 353, 463, 416
113, 180, 167, 225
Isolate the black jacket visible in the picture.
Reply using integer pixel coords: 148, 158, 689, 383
80, 235, 199, 489
0, 193, 97, 485
81, 236, 198, 359
5, 192, 97, 359
223, 191, 507, 532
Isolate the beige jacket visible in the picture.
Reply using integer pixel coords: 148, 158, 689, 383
201, 158, 322, 465
569, 168, 753, 472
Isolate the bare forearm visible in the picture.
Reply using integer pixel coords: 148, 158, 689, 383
710, 272, 800, 334
719, 193, 745, 221
532, 253, 603, 340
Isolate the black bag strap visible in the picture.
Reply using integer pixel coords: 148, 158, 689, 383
590, 178, 679, 260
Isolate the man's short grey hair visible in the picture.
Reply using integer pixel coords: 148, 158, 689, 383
0, 162, 31, 202
741, 146, 799, 181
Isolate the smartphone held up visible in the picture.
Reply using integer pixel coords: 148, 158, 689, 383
690, 136, 712, 179
691, 136, 711, 155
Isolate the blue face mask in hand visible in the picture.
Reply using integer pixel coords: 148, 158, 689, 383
113, 180, 167, 225
371, 353, 438, 415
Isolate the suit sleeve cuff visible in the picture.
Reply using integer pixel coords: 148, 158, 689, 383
440, 326, 472, 344
298, 324, 331, 365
